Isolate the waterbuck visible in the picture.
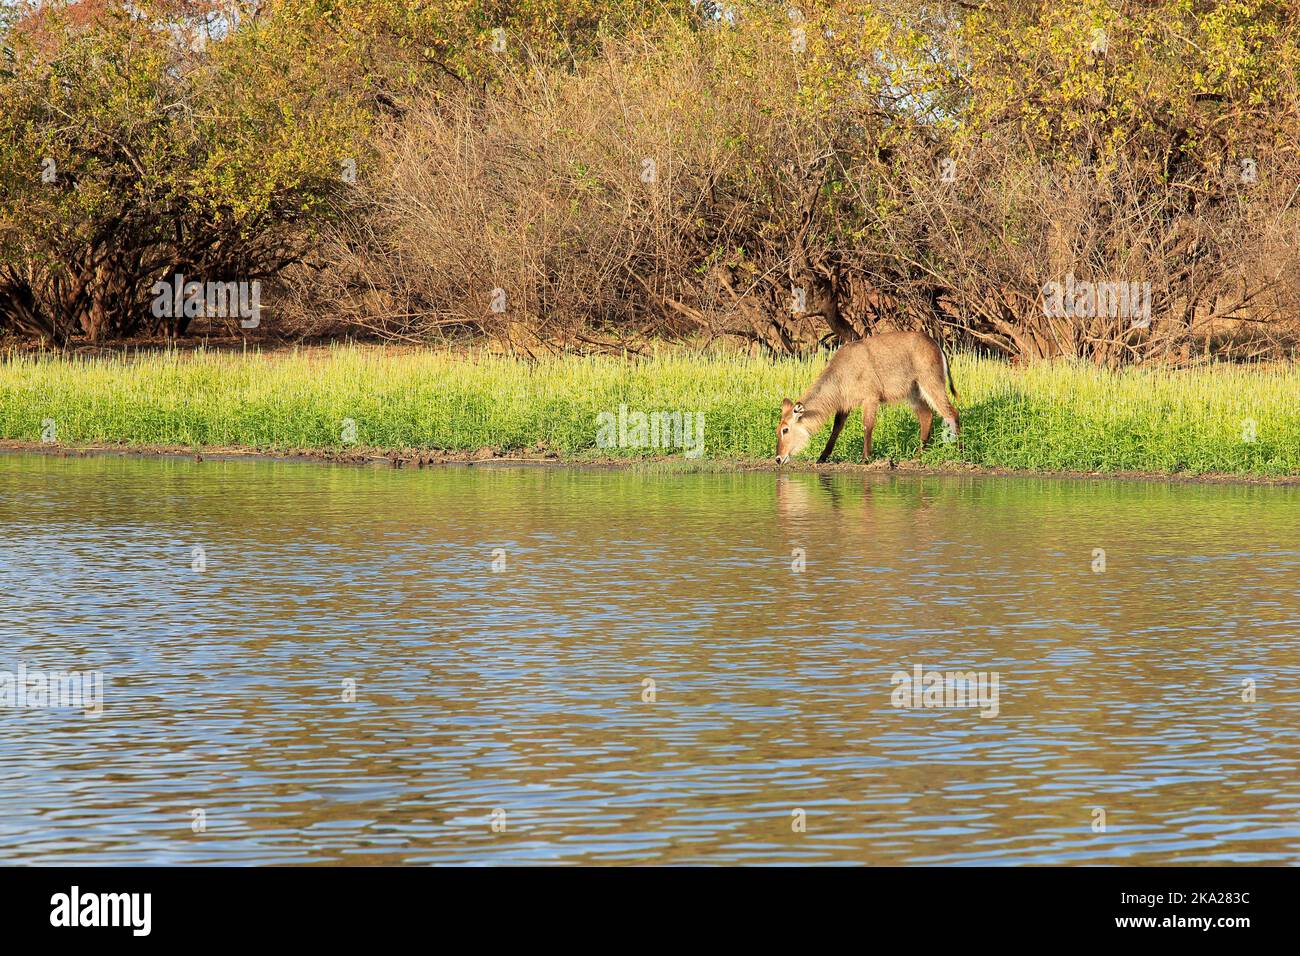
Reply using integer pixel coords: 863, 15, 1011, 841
775, 331, 959, 464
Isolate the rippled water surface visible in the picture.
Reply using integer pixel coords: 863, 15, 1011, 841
1, 452, 1298, 865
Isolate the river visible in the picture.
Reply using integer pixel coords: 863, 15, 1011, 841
1, 453, 1297, 864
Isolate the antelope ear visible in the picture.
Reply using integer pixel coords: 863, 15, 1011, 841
781, 398, 793, 415
792, 402, 805, 420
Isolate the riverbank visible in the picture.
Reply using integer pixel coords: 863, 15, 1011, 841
4, 439, 1300, 486
1, 345, 1298, 478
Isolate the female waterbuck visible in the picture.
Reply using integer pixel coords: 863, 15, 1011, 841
775, 331, 959, 464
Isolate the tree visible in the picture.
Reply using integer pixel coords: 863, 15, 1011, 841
0, 0, 368, 343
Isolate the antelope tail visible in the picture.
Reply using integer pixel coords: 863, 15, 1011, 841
941, 348, 960, 403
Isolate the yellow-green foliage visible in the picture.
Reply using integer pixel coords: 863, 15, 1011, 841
270, 0, 671, 100
0, 1, 375, 342
960, 0, 1297, 174
2, 347, 1297, 475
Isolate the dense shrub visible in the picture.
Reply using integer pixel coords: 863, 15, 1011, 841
292, 0, 1300, 362
4, 0, 1299, 362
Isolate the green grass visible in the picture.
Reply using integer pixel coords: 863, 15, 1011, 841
1, 345, 1298, 475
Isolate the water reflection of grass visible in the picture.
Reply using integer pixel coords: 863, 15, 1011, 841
1, 346, 1297, 476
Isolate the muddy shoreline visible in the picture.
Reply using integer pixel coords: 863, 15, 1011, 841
3, 439, 1298, 486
